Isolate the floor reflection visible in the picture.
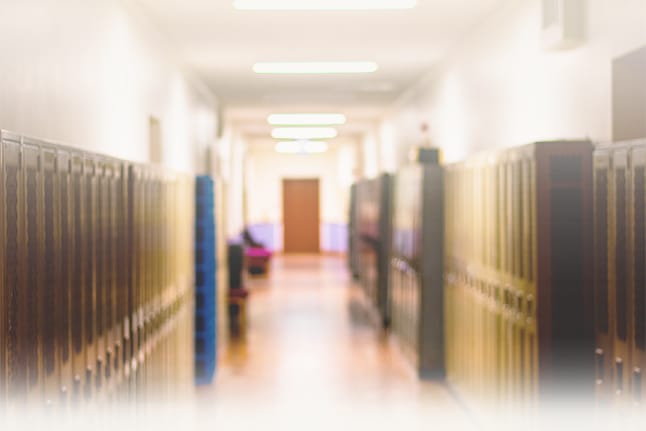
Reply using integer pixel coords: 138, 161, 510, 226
196, 255, 474, 430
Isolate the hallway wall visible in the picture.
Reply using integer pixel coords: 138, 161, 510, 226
383, 0, 646, 165
0, 0, 217, 173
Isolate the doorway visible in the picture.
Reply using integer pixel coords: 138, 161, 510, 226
283, 178, 320, 253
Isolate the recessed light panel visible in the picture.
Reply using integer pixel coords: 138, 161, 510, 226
272, 127, 337, 140
253, 62, 378, 74
268, 114, 346, 126
275, 141, 302, 154
275, 141, 329, 154
302, 141, 329, 153
235, 0, 417, 10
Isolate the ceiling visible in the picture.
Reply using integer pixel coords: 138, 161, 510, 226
131, 0, 504, 108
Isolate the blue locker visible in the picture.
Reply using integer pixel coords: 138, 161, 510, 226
194, 176, 217, 385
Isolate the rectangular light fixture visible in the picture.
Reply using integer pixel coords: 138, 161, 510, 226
275, 141, 302, 154
235, 0, 417, 10
275, 141, 329, 154
268, 113, 347, 126
272, 127, 337, 140
253, 62, 378, 74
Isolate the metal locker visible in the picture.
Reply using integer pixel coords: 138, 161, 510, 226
22, 141, 43, 402
625, 145, 642, 406
444, 141, 594, 411
138, 166, 151, 394
105, 159, 118, 395
0, 130, 198, 407
629, 144, 646, 406
125, 164, 135, 392
150, 169, 160, 375
94, 158, 108, 396
166, 174, 175, 386
0, 132, 5, 403
143, 168, 154, 394
40, 144, 60, 405
535, 141, 594, 399
3, 135, 26, 401
69, 152, 85, 403
100, 159, 112, 395
141, 165, 150, 389
610, 147, 631, 402
127, 163, 141, 394
161, 173, 171, 387
417, 163, 444, 379
116, 160, 129, 395
354, 174, 393, 328
82, 154, 97, 401
389, 158, 444, 379
593, 140, 646, 409
56, 148, 73, 405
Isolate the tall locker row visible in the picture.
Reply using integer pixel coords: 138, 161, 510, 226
389, 161, 444, 378
194, 176, 217, 385
349, 138, 646, 416
0, 130, 195, 408
444, 141, 594, 410
594, 140, 646, 408
354, 174, 392, 327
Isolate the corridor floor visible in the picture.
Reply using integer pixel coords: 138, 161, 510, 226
196, 255, 475, 430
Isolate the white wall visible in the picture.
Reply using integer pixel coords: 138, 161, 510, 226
227, 132, 247, 239
360, 130, 380, 179
0, 0, 217, 172
384, 0, 646, 165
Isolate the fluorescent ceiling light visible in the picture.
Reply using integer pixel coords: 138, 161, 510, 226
235, 0, 417, 10
275, 141, 302, 154
275, 141, 329, 154
303, 141, 329, 153
268, 113, 346, 126
253, 62, 378, 74
272, 127, 337, 140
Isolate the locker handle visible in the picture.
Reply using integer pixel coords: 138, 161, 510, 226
95, 358, 103, 390
526, 295, 535, 318
84, 368, 92, 400
60, 385, 68, 406
73, 375, 81, 402
595, 348, 604, 384
105, 350, 112, 379
114, 344, 121, 371
634, 368, 642, 404
616, 358, 624, 394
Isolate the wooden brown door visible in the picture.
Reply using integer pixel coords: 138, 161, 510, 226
283, 178, 320, 253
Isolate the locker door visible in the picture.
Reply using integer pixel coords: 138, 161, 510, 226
41, 146, 59, 404
82, 155, 97, 400
0, 133, 5, 405
128, 164, 143, 396
105, 160, 117, 395
116, 162, 129, 394
23, 142, 43, 402
629, 145, 646, 406
70, 152, 85, 402
3, 136, 26, 401
592, 148, 611, 377
612, 149, 630, 401
94, 159, 108, 396
125, 165, 136, 395
56, 149, 73, 405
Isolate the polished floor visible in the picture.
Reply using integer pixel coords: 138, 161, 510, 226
196, 255, 474, 430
